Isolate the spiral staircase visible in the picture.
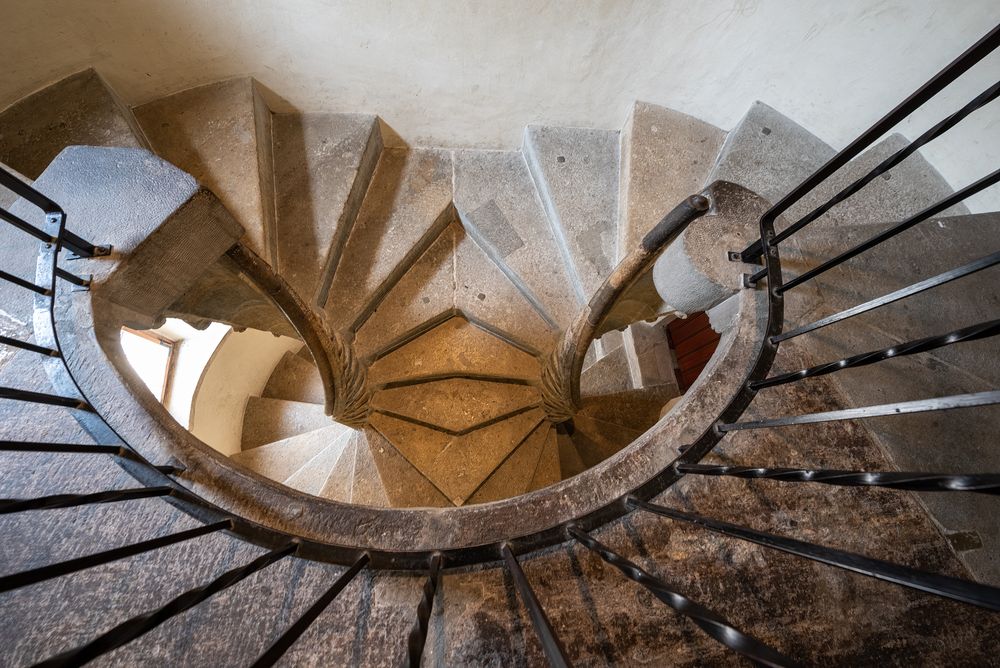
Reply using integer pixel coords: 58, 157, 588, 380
0, 24, 998, 667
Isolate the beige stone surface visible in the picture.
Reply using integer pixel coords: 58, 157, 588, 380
364, 427, 452, 508
240, 396, 332, 450
527, 427, 561, 491
284, 434, 351, 495
318, 432, 359, 502
261, 350, 325, 405
467, 422, 550, 504
229, 423, 341, 482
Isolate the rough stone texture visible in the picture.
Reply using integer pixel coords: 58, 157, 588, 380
229, 424, 339, 482
367, 316, 540, 386
467, 422, 551, 505
527, 427, 562, 492
285, 435, 351, 495
240, 396, 333, 450
579, 344, 633, 397
365, 427, 452, 508
262, 350, 325, 405
523, 125, 619, 299
272, 112, 381, 303
579, 385, 678, 432
134, 77, 274, 263
372, 378, 539, 434
622, 320, 680, 392
350, 436, 392, 507
618, 102, 725, 259
454, 149, 580, 326
556, 429, 586, 479
325, 148, 453, 330
569, 414, 641, 468
318, 432, 359, 502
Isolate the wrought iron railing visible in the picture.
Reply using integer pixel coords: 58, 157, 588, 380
1, 22, 999, 667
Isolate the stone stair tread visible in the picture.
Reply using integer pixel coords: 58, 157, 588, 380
349, 435, 392, 507
285, 432, 353, 496
467, 422, 551, 504
453, 149, 580, 326
569, 414, 642, 468
618, 102, 726, 258
366, 315, 540, 386
272, 112, 381, 303
372, 378, 539, 434
523, 124, 620, 299
527, 427, 561, 492
365, 427, 452, 507
241, 396, 333, 450
262, 349, 325, 404
325, 147, 454, 330
134, 77, 273, 263
556, 430, 586, 479
318, 431, 361, 501
579, 384, 679, 432
580, 344, 634, 398
229, 423, 344, 482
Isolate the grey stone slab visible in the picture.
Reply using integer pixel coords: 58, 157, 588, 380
365, 427, 452, 508
618, 102, 725, 258
240, 396, 333, 450
325, 147, 453, 330
569, 414, 641, 468
454, 149, 580, 326
367, 315, 541, 386
229, 423, 344, 482
284, 432, 352, 496
523, 125, 620, 298
622, 320, 680, 392
372, 378, 539, 434
351, 435, 391, 507
262, 349, 325, 404
467, 421, 550, 504
579, 344, 634, 397
272, 112, 381, 303
0, 69, 147, 180
135, 77, 274, 263
527, 426, 561, 492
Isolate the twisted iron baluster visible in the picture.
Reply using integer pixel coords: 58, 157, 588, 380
676, 464, 1000, 494
568, 527, 796, 667
403, 553, 442, 667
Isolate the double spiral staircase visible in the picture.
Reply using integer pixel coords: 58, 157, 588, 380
0, 23, 998, 667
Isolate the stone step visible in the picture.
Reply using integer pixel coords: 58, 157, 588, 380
272, 112, 382, 304
365, 427, 452, 507
580, 343, 634, 397
527, 426, 562, 492
229, 423, 343, 482
240, 396, 333, 450
348, 433, 392, 507
317, 430, 360, 501
467, 421, 551, 504
578, 384, 679, 434
556, 429, 586, 479
324, 147, 454, 331
618, 102, 725, 260
453, 149, 580, 327
523, 124, 620, 299
569, 414, 641, 469
0, 70, 149, 329
285, 431, 353, 496
134, 77, 275, 264
262, 349, 325, 404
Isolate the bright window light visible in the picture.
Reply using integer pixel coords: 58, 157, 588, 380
120, 328, 174, 401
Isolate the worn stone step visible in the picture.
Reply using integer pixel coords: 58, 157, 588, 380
523, 125, 620, 299
272, 112, 382, 304
365, 427, 452, 507
453, 149, 580, 327
324, 147, 454, 331
317, 431, 359, 501
261, 349, 325, 404
580, 343, 634, 398
240, 396, 333, 450
556, 429, 586, 479
134, 77, 275, 263
349, 434, 392, 507
467, 421, 551, 504
578, 384, 679, 433
229, 423, 343, 482
569, 414, 641, 468
618, 102, 725, 260
284, 432, 353, 495
527, 426, 561, 492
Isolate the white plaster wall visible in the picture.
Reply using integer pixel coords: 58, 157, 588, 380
2, 1, 998, 209
156, 319, 230, 428
189, 328, 302, 456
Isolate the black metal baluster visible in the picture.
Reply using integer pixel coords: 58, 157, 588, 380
629, 499, 1000, 612
676, 464, 1000, 494
35, 543, 298, 668
740, 22, 1000, 262
568, 526, 796, 667
772, 251, 1000, 343
718, 391, 1000, 432
0, 487, 172, 514
0, 335, 59, 357
251, 554, 370, 668
752, 319, 1000, 389
0, 269, 51, 296
501, 544, 573, 667
0, 521, 231, 593
54, 266, 91, 288
403, 553, 442, 667
0, 441, 121, 454
778, 168, 1000, 294
0, 386, 88, 410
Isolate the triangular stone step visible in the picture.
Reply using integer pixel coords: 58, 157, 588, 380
134, 77, 275, 263
527, 427, 561, 492
453, 149, 580, 326
324, 147, 454, 330
262, 350, 325, 404
272, 112, 382, 304
618, 102, 725, 260
556, 429, 586, 479
240, 396, 333, 450
349, 435, 391, 507
580, 344, 634, 398
285, 432, 353, 495
523, 124, 619, 299
579, 384, 679, 432
365, 427, 452, 507
569, 414, 641, 468
318, 431, 360, 501
229, 423, 344, 482
467, 422, 551, 504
